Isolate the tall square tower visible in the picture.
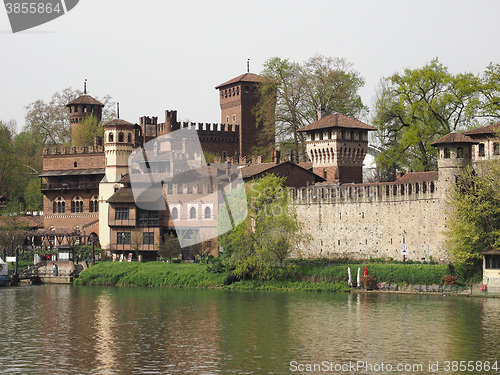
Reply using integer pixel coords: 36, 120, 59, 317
215, 72, 266, 158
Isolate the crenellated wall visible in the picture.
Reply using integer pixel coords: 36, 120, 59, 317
42, 146, 104, 171
291, 179, 449, 263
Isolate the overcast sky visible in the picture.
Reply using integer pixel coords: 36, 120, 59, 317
1, 0, 500, 133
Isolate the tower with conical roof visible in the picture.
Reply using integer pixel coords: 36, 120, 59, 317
66, 83, 104, 147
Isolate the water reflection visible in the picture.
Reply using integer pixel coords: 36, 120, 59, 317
0, 286, 499, 374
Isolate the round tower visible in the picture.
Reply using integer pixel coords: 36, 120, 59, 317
431, 132, 478, 197
103, 119, 135, 183
66, 93, 104, 147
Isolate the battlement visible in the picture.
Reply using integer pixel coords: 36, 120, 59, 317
140, 116, 158, 126
43, 145, 104, 156
157, 121, 240, 135
291, 179, 439, 204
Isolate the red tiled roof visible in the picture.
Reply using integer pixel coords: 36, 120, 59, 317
107, 187, 136, 203
298, 161, 313, 170
66, 95, 104, 107
463, 123, 500, 136
240, 161, 325, 181
297, 113, 376, 132
215, 73, 264, 89
240, 162, 281, 178
431, 132, 477, 146
104, 119, 134, 127
395, 171, 439, 184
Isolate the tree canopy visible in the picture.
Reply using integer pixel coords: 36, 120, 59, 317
373, 58, 483, 179
444, 161, 500, 267
71, 114, 104, 148
0, 121, 43, 209
372, 58, 500, 180
254, 55, 367, 162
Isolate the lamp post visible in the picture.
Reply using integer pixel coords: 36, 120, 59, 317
121, 232, 125, 260
402, 230, 407, 265
89, 233, 96, 266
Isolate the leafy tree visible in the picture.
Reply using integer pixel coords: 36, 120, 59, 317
255, 55, 367, 162
24, 178, 43, 211
71, 114, 104, 148
479, 62, 500, 120
0, 122, 20, 199
0, 120, 45, 208
158, 232, 181, 262
444, 162, 500, 267
373, 58, 481, 179
0, 200, 28, 255
218, 174, 309, 280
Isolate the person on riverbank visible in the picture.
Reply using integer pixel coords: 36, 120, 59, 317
52, 263, 58, 276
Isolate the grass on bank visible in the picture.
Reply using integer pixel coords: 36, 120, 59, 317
75, 259, 453, 291
74, 262, 227, 288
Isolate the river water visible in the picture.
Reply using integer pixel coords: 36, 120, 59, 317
0, 285, 499, 374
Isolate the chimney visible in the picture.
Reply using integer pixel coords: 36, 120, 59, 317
317, 103, 326, 121
271, 150, 281, 164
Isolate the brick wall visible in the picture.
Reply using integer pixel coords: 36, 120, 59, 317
43, 152, 105, 171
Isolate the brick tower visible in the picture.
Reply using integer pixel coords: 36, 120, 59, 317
66, 84, 104, 147
215, 72, 266, 157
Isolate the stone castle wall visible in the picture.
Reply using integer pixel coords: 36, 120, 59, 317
292, 180, 450, 263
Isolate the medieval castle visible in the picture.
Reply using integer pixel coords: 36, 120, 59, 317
39, 71, 500, 262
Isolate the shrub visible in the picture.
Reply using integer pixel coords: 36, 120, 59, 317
443, 275, 458, 285
362, 275, 377, 290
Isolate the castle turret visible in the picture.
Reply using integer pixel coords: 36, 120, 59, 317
103, 119, 135, 183
139, 116, 159, 144
297, 113, 376, 183
99, 118, 135, 249
431, 132, 478, 197
164, 110, 179, 134
66, 93, 104, 147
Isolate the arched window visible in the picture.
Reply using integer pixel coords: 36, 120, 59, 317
118, 132, 124, 142
494, 142, 499, 156
127, 133, 132, 143
171, 207, 178, 220
72, 196, 83, 213
479, 143, 485, 157
53, 197, 65, 213
90, 196, 99, 213
108, 133, 114, 143
190, 207, 197, 219
74, 161, 77, 167
457, 147, 464, 158
444, 148, 451, 158
204, 206, 211, 219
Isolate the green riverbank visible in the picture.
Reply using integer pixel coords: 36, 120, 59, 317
74, 261, 453, 292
